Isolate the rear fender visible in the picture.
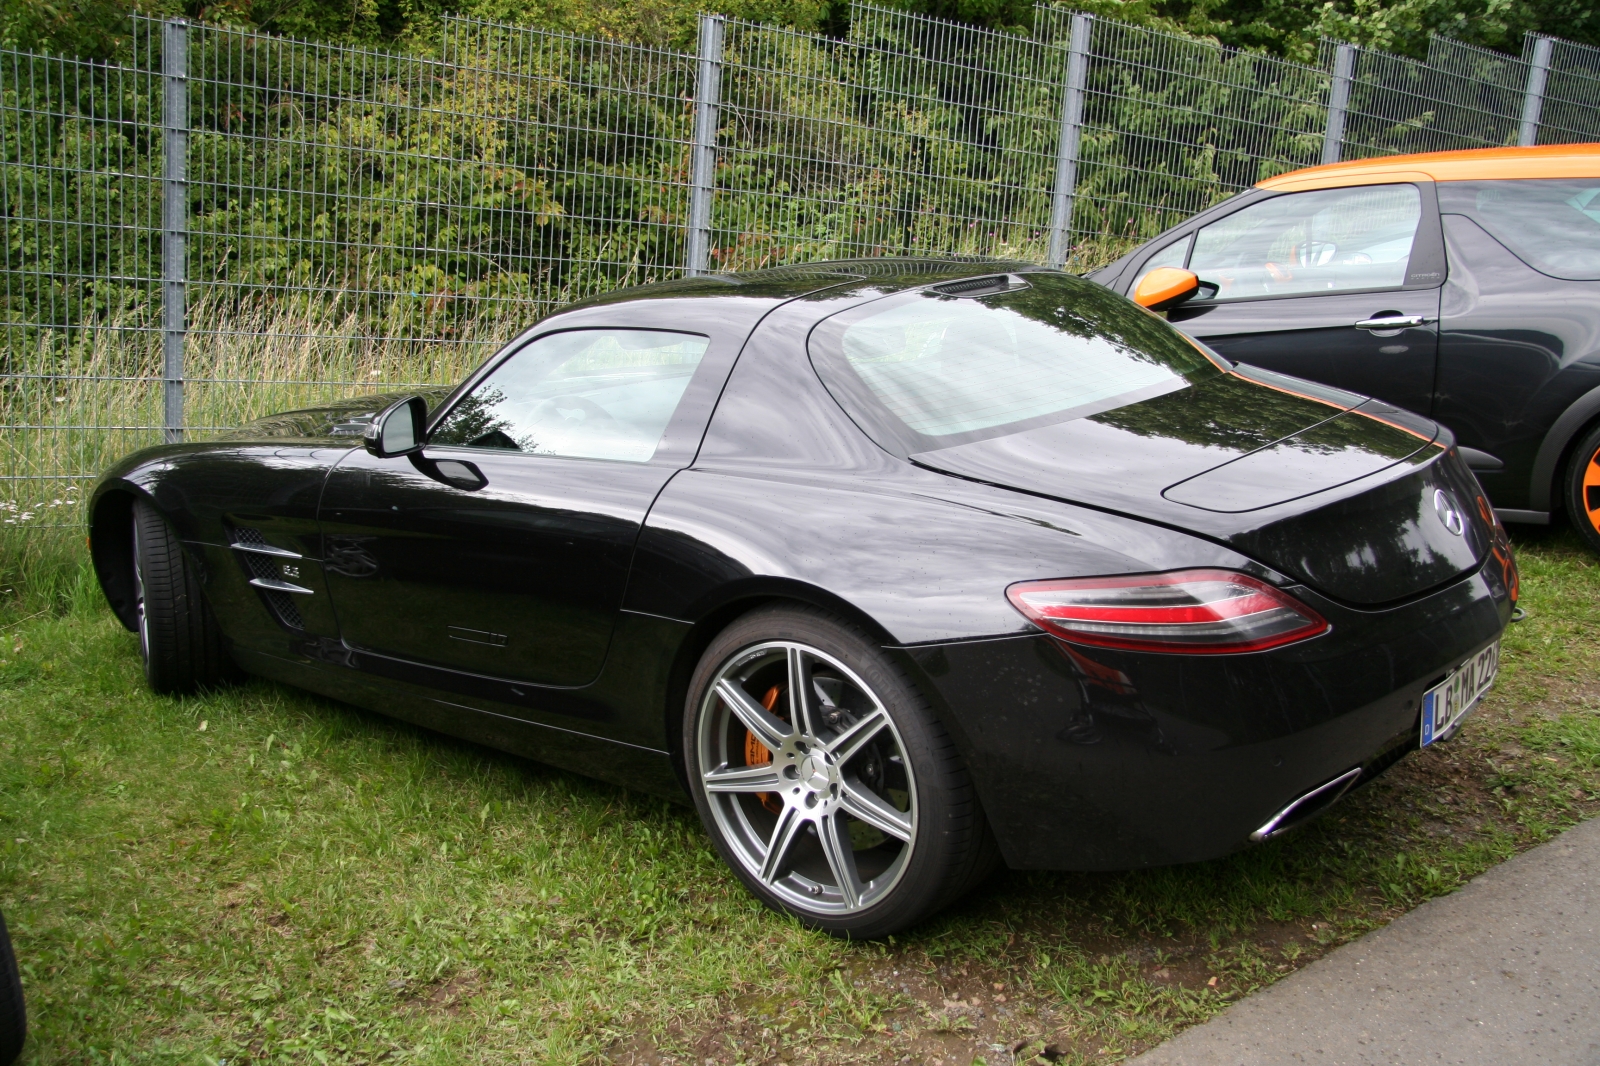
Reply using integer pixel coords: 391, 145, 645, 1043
1529, 382, 1600, 514
653, 577, 904, 794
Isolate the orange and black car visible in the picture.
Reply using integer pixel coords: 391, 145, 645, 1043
1090, 144, 1600, 554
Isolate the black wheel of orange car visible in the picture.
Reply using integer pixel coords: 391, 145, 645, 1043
684, 605, 998, 938
1566, 424, 1600, 556
132, 499, 241, 695
0, 909, 24, 1066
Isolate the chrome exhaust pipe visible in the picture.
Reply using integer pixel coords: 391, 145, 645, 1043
1251, 766, 1364, 843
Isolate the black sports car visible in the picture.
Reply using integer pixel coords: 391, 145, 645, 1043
91, 261, 1517, 936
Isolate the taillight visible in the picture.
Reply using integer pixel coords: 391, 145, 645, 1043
1006, 569, 1329, 654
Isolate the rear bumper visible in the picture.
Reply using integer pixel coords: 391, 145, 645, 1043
903, 554, 1513, 870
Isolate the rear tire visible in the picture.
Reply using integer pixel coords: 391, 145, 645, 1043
133, 499, 240, 694
0, 909, 24, 1066
1565, 424, 1600, 556
684, 604, 999, 938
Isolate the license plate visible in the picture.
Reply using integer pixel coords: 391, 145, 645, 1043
1420, 642, 1499, 747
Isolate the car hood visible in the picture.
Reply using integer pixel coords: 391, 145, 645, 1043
223, 389, 454, 443
912, 367, 1493, 605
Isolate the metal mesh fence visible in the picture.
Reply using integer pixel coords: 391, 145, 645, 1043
439, 18, 696, 301
178, 21, 473, 439
181, 18, 698, 443
0, 45, 161, 527
706, 9, 1061, 269
1337, 39, 1523, 157
3, 4, 1598, 537
1035, 8, 1330, 258
1537, 35, 1600, 144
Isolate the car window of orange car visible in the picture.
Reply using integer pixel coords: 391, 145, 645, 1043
1189, 184, 1422, 300
1129, 236, 1192, 294
1437, 179, 1600, 281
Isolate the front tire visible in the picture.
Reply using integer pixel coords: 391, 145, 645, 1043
1566, 424, 1600, 556
132, 499, 240, 694
684, 605, 998, 938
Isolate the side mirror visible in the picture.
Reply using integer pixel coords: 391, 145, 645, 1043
1133, 267, 1214, 312
364, 395, 427, 458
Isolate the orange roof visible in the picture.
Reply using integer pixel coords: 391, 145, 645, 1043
1256, 143, 1600, 191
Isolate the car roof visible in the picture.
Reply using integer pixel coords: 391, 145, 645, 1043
556, 257, 1045, 317
1256, 142, 1600, 192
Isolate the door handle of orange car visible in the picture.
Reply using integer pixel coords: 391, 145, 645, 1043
1355, 314, 1429, 330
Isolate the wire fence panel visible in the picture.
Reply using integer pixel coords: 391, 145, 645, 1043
440, 19, 697, 300
1536, 35, 1600, 144
1036, 7, 1331, 266
176, 20, 471, 440
1338, 40, 1523, 157
1426, 34, 1532, 104
179, 17, 696, 443
0, 45, 162, 529
847, 7, 1063, 263
706, 9, 1060, 271
3, 6, 1600, 541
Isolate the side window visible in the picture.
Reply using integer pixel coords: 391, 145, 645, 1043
1189, 184, 1422, 300
1128, 236, 1192, 294
1437, 179, 1600, 280
430, 329, 710, 463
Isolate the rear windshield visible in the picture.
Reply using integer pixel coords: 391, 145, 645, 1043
809, 273, 1224, 454
1438, 179, 1600, 281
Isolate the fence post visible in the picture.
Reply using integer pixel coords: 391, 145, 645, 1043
161, 18, 188, 443
1321, 43, 1356, 166
1046, 13, 1091, 270
1519, 36, 1553, 147
686, 14, 725, 277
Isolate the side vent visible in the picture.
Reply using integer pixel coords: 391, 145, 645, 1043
926, 273, 1031, 299
229, 526, 309, 631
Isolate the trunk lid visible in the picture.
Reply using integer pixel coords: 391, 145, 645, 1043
913, 368, 1492, 604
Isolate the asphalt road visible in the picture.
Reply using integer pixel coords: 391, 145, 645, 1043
1127, 814, 1600, 1065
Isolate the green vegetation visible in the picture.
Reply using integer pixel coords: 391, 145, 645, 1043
6, 0, 1597, 61
1, 525, 1596, 1064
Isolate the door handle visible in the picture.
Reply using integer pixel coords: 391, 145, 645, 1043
1355, 314, 1429, 330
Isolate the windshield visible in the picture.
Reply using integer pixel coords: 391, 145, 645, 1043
1437, 178, 1600, 281
809, 273, 1225, 455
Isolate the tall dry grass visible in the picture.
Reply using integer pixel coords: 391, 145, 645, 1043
1, 291, 530, 614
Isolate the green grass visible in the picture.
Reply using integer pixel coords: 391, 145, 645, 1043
2, 525, 1598, 1065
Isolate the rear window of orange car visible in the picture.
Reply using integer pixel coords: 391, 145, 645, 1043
1438, 179, 1600, 281
808, 273, 1225, 454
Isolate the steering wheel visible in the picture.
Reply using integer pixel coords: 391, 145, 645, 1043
529, 395, 617, 430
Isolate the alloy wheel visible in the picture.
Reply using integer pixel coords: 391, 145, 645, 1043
696, 640, 917, 917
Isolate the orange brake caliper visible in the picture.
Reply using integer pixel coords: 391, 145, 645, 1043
746, 685, 784, 815
1584, 447, 1600, 535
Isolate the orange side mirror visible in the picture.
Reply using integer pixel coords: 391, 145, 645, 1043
1133, 267, 1201, 312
